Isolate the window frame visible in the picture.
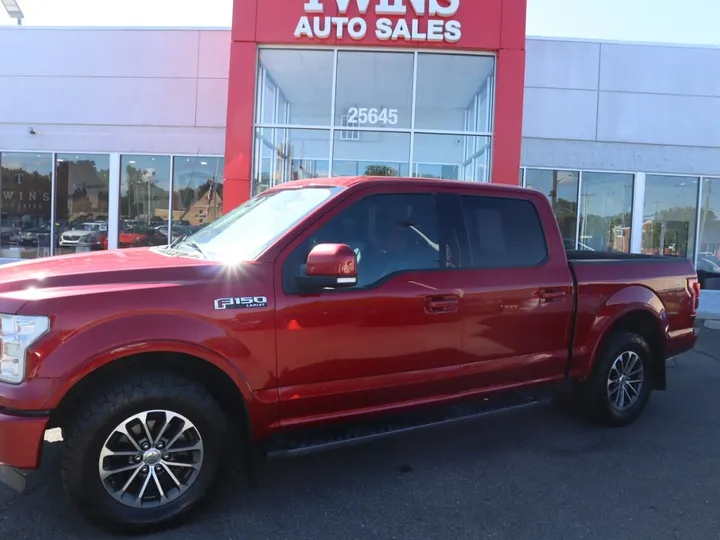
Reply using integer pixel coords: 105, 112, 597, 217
279, 187, 451, 296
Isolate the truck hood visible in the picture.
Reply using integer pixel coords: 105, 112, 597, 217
0, 248, 219, 309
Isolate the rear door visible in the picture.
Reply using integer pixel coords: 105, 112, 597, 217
444, 191, 575, 391
273, 187, 465, 427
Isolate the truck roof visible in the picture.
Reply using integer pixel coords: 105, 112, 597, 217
266, 176, 533, 195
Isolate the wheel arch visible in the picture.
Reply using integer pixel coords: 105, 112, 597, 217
592, 308, 668, 390
48, 351, 253, 444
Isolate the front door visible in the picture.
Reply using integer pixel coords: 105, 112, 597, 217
273, 189, 464, 427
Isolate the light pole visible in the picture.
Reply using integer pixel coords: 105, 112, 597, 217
2, 0, 24, 25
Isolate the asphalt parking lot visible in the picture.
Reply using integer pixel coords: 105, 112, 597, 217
2, 325, 720, 540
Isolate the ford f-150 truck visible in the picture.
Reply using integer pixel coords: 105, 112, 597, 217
0, 176, 700, 532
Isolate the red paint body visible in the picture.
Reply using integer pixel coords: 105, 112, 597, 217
223, 0, 527, 210
0, 177, 698, 471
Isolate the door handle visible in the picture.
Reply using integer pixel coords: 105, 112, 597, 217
424, 294, 459, 314
539, 289, 567, 302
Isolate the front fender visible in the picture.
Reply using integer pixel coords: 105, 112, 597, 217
30, 312, 277, 429
572, 285, 666, 378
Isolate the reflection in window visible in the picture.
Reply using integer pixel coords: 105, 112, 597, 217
578, 172, 634, 252
290, 193, 440, 289
0, 152, 53, 259
642, 175, 698, 258
525, 169, 579, 248
55, 154, 110, 255
171, 157, 224, 242
697, 178, 720, 272
332, 131, 410, 177
252, 128, 330, 195
118, 155, 171, 249
334, 51, 414, 130
413, 134, 490, 181
415, 53, 495, 132
257, 49, 333, 126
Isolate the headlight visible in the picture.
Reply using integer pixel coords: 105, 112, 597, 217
0, 315, 50, 384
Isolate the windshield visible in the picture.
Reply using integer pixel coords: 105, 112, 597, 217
177, 186, 341, 262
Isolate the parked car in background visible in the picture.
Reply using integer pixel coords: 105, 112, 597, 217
18, 225, 53, 248
101, 222, 168, 249
58, 221, 108, 251
0, 176, 699, 533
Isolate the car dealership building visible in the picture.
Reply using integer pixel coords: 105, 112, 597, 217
1, 0, 720, 274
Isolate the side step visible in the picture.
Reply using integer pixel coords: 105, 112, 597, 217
264, 387, 554, 459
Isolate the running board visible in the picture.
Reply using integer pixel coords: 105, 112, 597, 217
264, 389, 553, 459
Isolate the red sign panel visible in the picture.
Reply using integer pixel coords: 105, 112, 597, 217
253, 0, 503, 51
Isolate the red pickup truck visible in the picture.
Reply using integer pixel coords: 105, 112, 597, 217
0, 176, 699, 531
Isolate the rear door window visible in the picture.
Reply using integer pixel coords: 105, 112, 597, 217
458, 195, 548, 268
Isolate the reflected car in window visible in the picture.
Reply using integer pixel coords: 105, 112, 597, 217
103, 222, 168, 249
58, 221, 108, 251
18, 226, 54, 248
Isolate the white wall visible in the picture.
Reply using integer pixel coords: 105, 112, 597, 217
3, 27, 720, 178
522, 37, 720, 176
0, 27, 230, 156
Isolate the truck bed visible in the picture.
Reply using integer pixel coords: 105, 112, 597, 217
565, 249, 698, 370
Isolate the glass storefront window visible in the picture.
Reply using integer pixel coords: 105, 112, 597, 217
55, 154, 110, 255
413, 134, 490, 181
525, 168, 580, 248
257, 49, 334, 126
332, 131, 410, 177
334, 51, 414, 130
415, 53, 495, 133
0, 152, 53, 259
578, 172, 634, 252
642, 175, 698, 258
697, 178, 720, 272
251, 48, 497, 193
253, 128, 330, 195
118, 155, 171, 249
171, 157, 224, 242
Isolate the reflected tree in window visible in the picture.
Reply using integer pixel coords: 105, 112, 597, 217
525, 169, 579, 247
578, 172, 634, 252
697, 178, 720, 272
171, 157, 225, 240
643, 175, 698, 258
55, 155, 111, 254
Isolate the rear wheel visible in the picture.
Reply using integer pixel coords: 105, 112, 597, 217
577, 331, 654, 427
61, 370, 230, 533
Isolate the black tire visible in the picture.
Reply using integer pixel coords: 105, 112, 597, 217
60, 370, 230, 533
576, 331, 654, 427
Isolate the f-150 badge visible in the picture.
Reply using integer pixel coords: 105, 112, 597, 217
214, 296, 268, 310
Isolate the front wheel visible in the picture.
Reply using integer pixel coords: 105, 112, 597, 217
577, 331, 654, 427
61, 371, 230, 533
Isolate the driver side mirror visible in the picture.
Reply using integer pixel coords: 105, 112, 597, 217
296, 243, 358, 290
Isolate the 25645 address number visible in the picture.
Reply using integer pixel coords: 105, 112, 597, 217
347, 107, 399, 126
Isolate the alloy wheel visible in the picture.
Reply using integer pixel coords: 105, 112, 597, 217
606, 351, 644, 412
98, 410, 204, 508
